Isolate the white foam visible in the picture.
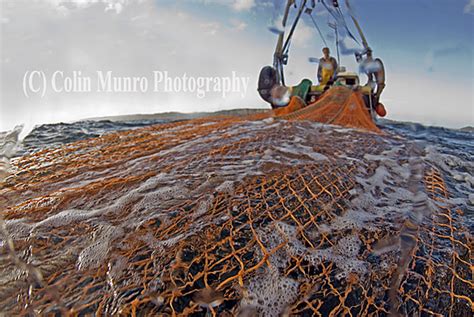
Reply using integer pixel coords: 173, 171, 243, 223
34, 209, 101, 229
273, 143, 329, 162
2, 219, 32, 241
302, 234, 368, 278
257, 221, 369, 281
193, 195, 214, 219
77, 224, 124, 271
241, 267, 299, 316
215, 181, 234, 194
424, 145, 473, 177
329, 209, 378, 231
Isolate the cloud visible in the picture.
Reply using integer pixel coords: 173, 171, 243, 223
232, 0, 255, 11
464, 0, 474, 14
291, 20, 314, 48
41, 0, 133, 14
105, 2, 124, 14
200, 22, 220, 35
192, 0, 256, 12
267, 15, 314, 48
0, 0, 272, 132
424, 43, 472, 72
230, 19, 248, 31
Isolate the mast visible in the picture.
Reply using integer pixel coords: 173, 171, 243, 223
274, 0, 293, 65
282, 0, 308, 55
273, 0, 294, 85
344, 0, 369, 49
273, 0, 307, 86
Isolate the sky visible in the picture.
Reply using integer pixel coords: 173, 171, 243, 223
0, 0, 473, 134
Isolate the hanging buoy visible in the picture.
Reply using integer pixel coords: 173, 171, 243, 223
375, 103, 387, 117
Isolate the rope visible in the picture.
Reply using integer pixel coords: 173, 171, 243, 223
321, 0, 360, 45
282, 0, 307, 56
368, 89, 374, 120
308, 13, 328, 47
328, 22, 341, 66
335, 6, 360, 45
344, 0, 369, 49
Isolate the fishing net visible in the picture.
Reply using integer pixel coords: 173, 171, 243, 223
0, 93, 472, 316
280, 87, 381, 133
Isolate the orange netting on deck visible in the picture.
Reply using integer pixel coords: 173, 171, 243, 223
0, 96, 472, 316
276, 87, 381, 133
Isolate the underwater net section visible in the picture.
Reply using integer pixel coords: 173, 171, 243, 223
0, 109, 472, 316
411, 168, 473, 316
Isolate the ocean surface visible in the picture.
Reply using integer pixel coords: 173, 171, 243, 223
18, 119, 174, 156
17, 117, 474, 159
16, 117, 474, 220
1, 115, 472, 315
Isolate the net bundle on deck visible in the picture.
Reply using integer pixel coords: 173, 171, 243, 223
274, 87, 381, 133
0, 93, 472, 316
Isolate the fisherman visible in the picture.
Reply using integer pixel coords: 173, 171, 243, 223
357, 48, 385, 106
317, 47, 338, 86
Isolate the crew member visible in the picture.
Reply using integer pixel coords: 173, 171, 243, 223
318, 47, 338, 86
357, 48, 385, 105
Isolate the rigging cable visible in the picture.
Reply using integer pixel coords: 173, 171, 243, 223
307, 12, 329, 48
282, 0, 308, 56
321, 0, 360, 45
343, 0, 369, 49
328, 21, 341, 65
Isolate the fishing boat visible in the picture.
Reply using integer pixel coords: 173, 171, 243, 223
258, 0, 387, 133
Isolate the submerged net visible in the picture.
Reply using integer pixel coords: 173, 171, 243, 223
0, 95, 472, 316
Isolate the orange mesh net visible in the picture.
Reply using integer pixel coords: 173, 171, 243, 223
278, 87, 381, 133
0, 94, 472, 316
